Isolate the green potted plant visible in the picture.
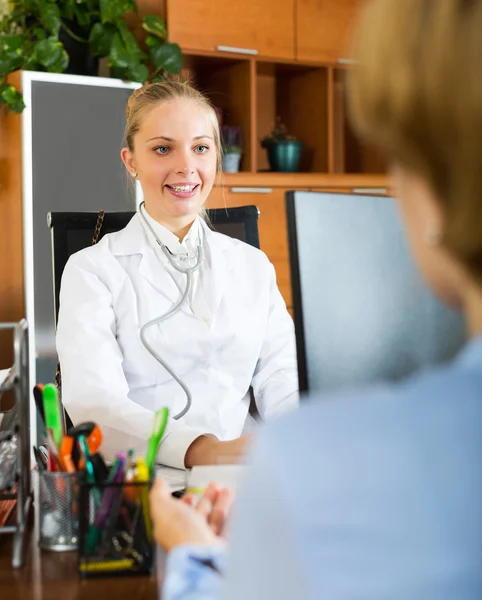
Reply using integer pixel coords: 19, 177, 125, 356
0, 0, 183, 113
221, 124, 243, 173
261, 117, 303, 172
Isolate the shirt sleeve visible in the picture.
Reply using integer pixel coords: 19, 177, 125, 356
163, 545, 227, 600
251, 261, 299, 419
161, 431, 307, 600
219, 431, 308, 600
56, 251, 210, 469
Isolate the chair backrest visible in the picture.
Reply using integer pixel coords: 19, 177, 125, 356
48, 205, 260, 325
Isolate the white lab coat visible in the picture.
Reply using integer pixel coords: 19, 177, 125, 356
56, 214, 299, 469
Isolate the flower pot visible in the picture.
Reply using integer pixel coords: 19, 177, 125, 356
265, 140, 303, 172
222, 152, 242, 173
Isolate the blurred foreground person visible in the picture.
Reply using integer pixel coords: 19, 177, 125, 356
150, 1, 482, 598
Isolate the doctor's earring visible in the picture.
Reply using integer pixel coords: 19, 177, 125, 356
131, 171, 138, 179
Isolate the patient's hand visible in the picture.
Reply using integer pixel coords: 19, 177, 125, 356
181, 482, 234, 537
149, 478, 230, 552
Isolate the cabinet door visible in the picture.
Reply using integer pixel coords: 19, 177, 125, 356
296, 0, 362, 63
167, 0, 295, 60
208, 187, 293, 310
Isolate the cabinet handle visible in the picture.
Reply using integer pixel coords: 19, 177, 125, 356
337, 58, 359, 65
216, 45, 258, 56
352, 187, 388, 195
230, 187, 272, 194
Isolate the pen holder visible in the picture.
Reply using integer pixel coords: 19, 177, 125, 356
78, 479, 154, 577
38, 470, 80, 551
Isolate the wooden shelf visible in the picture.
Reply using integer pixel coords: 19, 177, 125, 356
332, 68, 386, 174
180, 52, 387, 178
182, 54, 255, 172
255, 62, 329, 173
215, 172, 388, 191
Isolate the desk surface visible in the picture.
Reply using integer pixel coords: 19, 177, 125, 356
0, 516, 159, 600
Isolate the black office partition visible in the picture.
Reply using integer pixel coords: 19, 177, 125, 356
286, 191, 466, 395
22, 72, 139, 388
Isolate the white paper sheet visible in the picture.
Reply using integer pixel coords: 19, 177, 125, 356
155, 465, 187, 492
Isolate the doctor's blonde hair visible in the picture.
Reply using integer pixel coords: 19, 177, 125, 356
348, 0, 482, 286
123, 79, 223, 173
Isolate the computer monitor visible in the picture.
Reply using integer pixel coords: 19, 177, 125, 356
286, 191, 466, 395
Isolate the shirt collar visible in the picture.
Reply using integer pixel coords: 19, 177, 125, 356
140, 203, 200, 256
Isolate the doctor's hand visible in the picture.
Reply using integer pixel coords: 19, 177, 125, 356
149, 477, 226, 552
184, 434, 253, 468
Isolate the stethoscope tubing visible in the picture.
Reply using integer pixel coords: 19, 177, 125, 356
137, 202, 204, 420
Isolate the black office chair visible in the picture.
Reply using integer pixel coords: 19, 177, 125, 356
47, 205, 260, 429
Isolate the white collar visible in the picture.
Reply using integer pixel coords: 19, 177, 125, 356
140, 203, 201, 256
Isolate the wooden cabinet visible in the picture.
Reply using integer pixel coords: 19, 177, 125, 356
167, 0, 295, 60
208, 186, 293, 309
296, 0, 363, 63
331, 67, 385, 174
256, 62, 329, 173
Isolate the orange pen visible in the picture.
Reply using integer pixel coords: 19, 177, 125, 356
59, 436, 75, 473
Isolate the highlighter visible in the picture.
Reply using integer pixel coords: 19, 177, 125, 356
42, 384, 64, 450
145, 408, 169, 476
135, 457, 152, 542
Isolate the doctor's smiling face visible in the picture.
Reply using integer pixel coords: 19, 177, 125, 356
121, 82, 221, 238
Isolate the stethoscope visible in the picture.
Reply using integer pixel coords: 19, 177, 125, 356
137, 201, 204, 420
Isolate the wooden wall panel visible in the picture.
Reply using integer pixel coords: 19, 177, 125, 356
0, 72, 23, 368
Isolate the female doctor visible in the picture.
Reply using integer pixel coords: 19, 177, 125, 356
56, 80, 299, 469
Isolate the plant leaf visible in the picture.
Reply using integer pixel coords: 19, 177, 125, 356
100, 0, 136, 23
34, 27, 47, 40
109, 31, 131, 69
33, 38, 66, 70
0, 35, 24, 75
62, 0, 75, 21
23, 54, 41, 71
145, 34, 162, 49
73, 4, 91, 28
110, 65, 128, 80
127, 62, 149, 83
48, 47, 69, 73
117, 19, 146, 61
0, 34, 25, 51
41, 3, 61, 36
142, 14, 167, 39
1, 84, 25, 112
89, 22, 115, 57
0, 53, 23, 76
150, 42, 183, 74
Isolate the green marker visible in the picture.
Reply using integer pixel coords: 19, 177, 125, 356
145, 408, 169, 476
42, 383, 63, 450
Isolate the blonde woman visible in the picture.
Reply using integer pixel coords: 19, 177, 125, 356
150, 1, 482, 599
56, 81, 298, 469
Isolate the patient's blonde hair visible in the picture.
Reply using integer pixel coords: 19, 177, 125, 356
348, 0, 482, 285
